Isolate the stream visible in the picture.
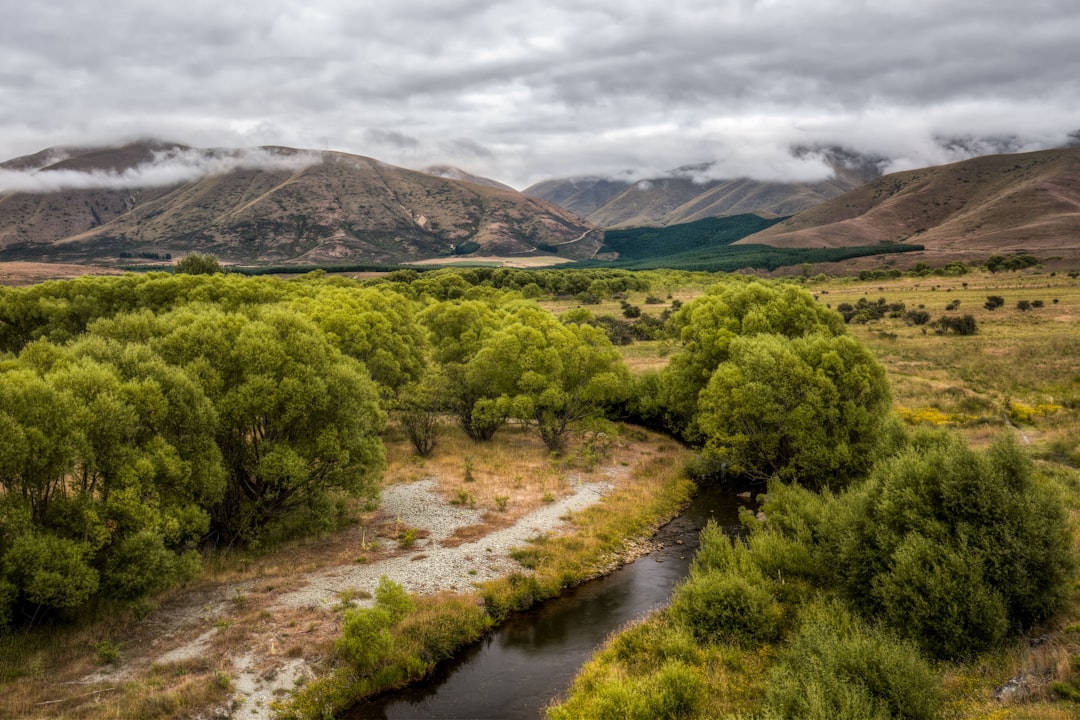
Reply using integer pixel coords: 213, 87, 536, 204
347, 483, 753, 720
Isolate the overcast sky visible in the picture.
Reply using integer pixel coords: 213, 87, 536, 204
2, 0, 1079, 189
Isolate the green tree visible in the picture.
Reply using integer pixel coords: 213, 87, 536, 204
290, 286, 427, 397
394, 368, 451, 457
651, 279, 845, 440
148, 305, 386, 544
696, 332, 892, 488
174, 253, 223, 275
459, 304, 629, 450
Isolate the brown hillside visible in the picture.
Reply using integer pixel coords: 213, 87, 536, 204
0, 143, 597, 265
527, 152, 881, 228
743, 147, 1080, 256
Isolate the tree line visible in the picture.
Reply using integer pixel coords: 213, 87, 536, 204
0, 269, 648, 628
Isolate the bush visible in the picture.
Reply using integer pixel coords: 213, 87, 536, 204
670, 528, 785, 647
904, 310, 931, 326
836, 432, 1074, 659
670, 569, 782, 647
984, 295, 1005, 310
548, 659, 706, 720
696, 332, 892, 488
934, 314, 977, 335
174, 253, 223, 275
873, 535, 1009, 657
766, 602, 940, 720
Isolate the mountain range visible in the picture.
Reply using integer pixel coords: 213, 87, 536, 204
1, 140, 1079, 268
0, 141, 597, 265
524, 147, 886, 228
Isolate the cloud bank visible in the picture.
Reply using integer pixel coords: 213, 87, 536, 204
0, 147, 321, 194
0, 1, 1078, 188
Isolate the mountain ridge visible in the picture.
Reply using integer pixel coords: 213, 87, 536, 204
0, 142, 598, 264
741, 146, 1080, 256
524, 148, 885, 228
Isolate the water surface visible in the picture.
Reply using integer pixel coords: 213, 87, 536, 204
349, 484, 752, 720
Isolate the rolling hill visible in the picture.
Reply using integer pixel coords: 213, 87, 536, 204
0, 141, 598, 265
741, 147, 1080, 258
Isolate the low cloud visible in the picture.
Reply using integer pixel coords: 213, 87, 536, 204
0, 146, 322, 194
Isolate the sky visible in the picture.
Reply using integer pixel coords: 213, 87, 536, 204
2, 0, 1079, 190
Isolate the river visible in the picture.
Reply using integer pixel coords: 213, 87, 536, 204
347, 483, 753, 720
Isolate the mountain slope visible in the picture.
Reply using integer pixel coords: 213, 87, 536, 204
0, 142, 598, 264
522, 176, 634, 218
525, 149, 883, 228
741, 147, 1080, 255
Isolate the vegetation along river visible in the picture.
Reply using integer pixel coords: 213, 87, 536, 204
349, 483, 754, 719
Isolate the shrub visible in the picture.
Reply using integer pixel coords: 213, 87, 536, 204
904, 310, 931, 326
337, 605, 394, 673
836, 432, 1073, 659
174, 253, 223, 275
1017, 299, 1032, 311
873, 535, 1009, 657
669, 568, 782, 647
934, 314, 977, 335
984, 295, 1005, 310
548, 659, 706, 720
766, 602, 940, 720
696, 332, 892, 488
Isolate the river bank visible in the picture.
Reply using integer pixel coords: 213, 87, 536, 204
3, 425, 693, 719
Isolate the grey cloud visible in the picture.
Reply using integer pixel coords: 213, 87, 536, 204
440, 139, 494, 159
0, 147, 321, 194
1, 1, 1079, 188
365, 129, 423, 150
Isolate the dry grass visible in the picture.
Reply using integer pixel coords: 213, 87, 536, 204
383, 420, 639, 524
0, 419, 686, 720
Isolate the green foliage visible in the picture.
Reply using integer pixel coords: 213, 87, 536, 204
835, 297, 905, 324
93, 639, 122, 665
548, 659, 707, 720
337, 605, 394, 674
670, 568, 782, 647
2, 533, 99, 611
642, 278, 846, 440
393, 369, 450, 457
696, 332, 892, 487
986, 253, 1039, 273
835, 432, 1074, 658
933, 314, 977, 335
765, 602, 940, 720
421, 298, 629, 449
174, 253, 224, 275
374, 576, 415, 623
599, 215, 783, 261
584, 216, 920, 272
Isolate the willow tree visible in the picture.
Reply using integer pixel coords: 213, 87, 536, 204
696, 332, 891, 488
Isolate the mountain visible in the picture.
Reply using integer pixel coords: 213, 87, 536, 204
521, 176, 634, 218
421, 165, 516, 192
524, 147, 884, 228
740, 147, 1080, 257
0, 141, 598, 265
